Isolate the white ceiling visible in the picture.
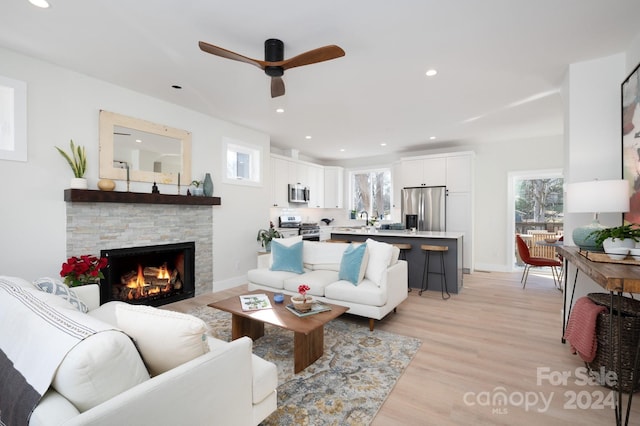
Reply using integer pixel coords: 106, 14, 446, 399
2, 0, 640, 161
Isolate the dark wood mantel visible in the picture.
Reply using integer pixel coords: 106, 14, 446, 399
64, 189, 221, 206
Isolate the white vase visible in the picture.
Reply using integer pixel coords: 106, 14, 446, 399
70, 177, 88, 189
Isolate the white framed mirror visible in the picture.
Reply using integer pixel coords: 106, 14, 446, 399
99, 110, 191, 185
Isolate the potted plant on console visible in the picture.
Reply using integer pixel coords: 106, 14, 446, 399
590, 224, 640, 256
55, 139, 87, 189
257, 221, 281, 252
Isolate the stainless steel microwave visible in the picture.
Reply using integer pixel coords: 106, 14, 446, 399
288, 183, 310, 203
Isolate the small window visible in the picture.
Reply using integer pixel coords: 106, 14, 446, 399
223, 138, 262, 186
350, 168, 391, 219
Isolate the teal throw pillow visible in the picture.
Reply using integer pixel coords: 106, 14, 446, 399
339, 243, 368, 285
270, 240, 304, 274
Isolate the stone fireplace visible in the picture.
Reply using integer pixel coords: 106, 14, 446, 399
65, 190, 216, 300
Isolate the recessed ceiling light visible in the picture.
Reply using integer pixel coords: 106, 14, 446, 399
171, 84, 182, 89
429, 136, 436, 140
340, 149, 345, 152
276, 108, 284, 113
29, 0, 50, 8
135, 139, 142, 143
380, 143, 387, 146
425, 69, 438, 77
305, 135, 312, 140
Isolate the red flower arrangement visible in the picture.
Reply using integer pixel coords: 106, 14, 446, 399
60, 255, 108, 287
298, 284, 311, 301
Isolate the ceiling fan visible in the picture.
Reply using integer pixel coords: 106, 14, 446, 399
198, 38, 345, 98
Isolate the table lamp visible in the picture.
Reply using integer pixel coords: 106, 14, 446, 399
566, 179, 630, 251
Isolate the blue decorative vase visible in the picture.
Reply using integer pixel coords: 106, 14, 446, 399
203, 173, 213, 197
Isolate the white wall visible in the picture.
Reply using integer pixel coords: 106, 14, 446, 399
472, 136, 563, 271
562, 52, 628, 305
0, 47, 270, 290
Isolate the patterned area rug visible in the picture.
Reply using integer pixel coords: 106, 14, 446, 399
188, 306, 421, 426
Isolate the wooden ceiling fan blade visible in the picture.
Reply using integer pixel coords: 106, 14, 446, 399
271, 77, 285, 98
198, 41, 267, 69
281, 45, 345, 70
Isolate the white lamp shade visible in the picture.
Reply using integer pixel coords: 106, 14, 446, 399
566, 180, 630, 213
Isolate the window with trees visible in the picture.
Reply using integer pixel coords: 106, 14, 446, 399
350, 168, 391, 219
515, 178, 564, 234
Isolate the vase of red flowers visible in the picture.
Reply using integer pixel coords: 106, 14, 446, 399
60, 255, 108, 287
291, 284, 313, 312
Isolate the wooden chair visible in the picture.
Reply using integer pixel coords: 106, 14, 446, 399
516, 234, 561, 289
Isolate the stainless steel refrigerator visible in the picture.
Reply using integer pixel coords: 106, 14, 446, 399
401, 186, 446, 231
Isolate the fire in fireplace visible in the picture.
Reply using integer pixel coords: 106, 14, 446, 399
100, 242, 195, 306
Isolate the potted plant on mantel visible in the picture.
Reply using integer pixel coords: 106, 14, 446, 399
590, 224, 640, 251
257, 221, 281, 252
190, 180, 204, 196
55, 139, 87, 189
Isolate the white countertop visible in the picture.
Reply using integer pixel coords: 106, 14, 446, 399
331, 228, 464, 239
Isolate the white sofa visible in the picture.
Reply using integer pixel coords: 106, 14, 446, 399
0, 276, 277, 426
247, 239, 408, 330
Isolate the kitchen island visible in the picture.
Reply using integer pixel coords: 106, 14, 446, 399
330, 229, 464, 293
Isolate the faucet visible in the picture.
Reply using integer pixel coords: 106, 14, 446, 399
361, 211, 369, 227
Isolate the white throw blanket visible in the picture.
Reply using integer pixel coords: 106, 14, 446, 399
0, 278, 112, 425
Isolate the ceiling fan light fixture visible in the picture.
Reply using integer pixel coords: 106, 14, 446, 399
199, 38, 345, 98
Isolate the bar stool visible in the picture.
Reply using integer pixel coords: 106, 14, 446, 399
392, 243, 412, 292
419, 244, 450, 300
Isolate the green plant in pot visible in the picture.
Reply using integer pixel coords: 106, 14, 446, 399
589, 224, 640, 251
257, 221, 281, 252
190, 180, 204, 196
55, 139, 87, 189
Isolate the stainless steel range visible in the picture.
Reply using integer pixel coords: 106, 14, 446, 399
278, 215, 320, 241
299, 222, 320, 240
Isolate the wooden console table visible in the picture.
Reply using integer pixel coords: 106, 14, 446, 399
558, 246, 640, 426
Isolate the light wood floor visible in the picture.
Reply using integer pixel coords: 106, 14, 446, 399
164, 270, 640, 425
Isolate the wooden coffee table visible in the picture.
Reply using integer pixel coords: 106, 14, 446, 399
208, 290, 349, 373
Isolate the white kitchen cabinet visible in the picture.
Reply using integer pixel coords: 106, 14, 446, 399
324, 166, 344, 208
288, 161, 309, 186
401, 157, 446, 188
307, 164, 325, 208
271, 156, 289, 207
